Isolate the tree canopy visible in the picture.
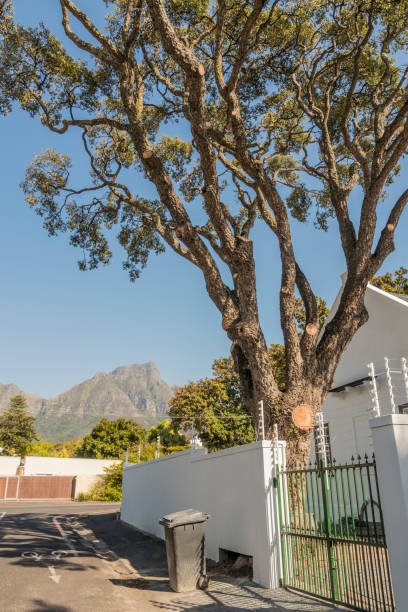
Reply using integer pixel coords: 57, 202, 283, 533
169, 356, 256, 450
75, 417, 146, 458
0, 395, 38, 456
147, 419, 187, 448
371, 266, 408, 295
2, 0, 408, 464
29, 438, 82, 457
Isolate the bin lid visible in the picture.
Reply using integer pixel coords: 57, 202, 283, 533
159, 508, 210, 528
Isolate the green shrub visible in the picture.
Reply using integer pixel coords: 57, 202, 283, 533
163, 445, 190, 455
83, 463, 123, 501
76, 491, 91, 502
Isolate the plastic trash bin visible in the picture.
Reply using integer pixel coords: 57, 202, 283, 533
159, 508, 210, 592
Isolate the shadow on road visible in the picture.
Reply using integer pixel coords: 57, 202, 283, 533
28, 599, 73, 612
0, 512, 99, 573
82, 513, 342, 611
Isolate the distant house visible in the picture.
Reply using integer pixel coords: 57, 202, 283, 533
182, 430, 203, 448
314, 278, 408, 464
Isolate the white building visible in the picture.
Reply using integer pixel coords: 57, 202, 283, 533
317, 279, 408, 463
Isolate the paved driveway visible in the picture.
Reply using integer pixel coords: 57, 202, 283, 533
0, 501, 345, 611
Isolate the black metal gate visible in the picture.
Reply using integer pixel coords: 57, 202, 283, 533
276, 455, 395, 612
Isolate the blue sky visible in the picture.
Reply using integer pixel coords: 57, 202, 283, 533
1, 1, 407, 398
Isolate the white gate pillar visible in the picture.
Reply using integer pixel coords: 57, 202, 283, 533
370, 414, 408, 612
258, 439, 286, 590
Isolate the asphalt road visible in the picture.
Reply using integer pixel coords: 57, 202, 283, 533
0, 502, 344, 612
0, 502, 139, 612
0, 501, 120, 516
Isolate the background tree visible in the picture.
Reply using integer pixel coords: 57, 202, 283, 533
147, 419, 187, 448
371, 266, 408, 295
2, 1, 408, 465
169, 358, 255, 451
29, 437, 82, 457
0, 395, 38, 455
75, 417, 145, 459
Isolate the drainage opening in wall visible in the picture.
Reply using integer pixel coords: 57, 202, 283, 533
211, 548, 253, 580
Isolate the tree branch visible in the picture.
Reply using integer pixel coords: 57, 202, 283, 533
147, 0, 236, 259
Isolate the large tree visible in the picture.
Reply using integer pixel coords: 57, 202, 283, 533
2, 1, 408, 465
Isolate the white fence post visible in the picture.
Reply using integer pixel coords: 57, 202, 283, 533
258, 400, 265, 441
255, 435, 287, 590
368, 362, 381, 417
370, 414, 408, 612
315, 412, 326, 463
384, 356, 396, 413
401, 357, 408, 403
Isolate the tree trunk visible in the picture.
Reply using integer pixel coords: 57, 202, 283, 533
231, 346, 328, 468
271, 385, 326, 469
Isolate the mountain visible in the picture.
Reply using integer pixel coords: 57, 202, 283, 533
0, 384, 43, 417
0, 362, 173, 442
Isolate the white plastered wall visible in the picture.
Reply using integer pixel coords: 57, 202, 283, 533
0, 457, 20, 475
370, 414, 408, 612
0, 456, 120, 476
121, 441, 285, 589
75, 475, 103, 496
121, 448, 199, 538
24, 456, 121, 475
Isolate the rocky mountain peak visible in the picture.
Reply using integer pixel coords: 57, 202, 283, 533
0, 362, 173, 442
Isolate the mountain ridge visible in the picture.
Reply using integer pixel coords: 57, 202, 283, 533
0, 362, 173, 442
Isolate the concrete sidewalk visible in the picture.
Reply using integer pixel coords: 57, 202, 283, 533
78, 511, 344, 611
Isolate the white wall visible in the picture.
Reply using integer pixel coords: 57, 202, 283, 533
121, 448, 205, 537
319, 387, 374, 463
0, 456, 120, 476
370, 414, 408, 612
121, 441, 285, 589
24, 456, 120, 475
0, 457, 20, 475
75, 475, 103, 496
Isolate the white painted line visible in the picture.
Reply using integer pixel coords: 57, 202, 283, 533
21, 551, 41, 561
48, 565, 61, 584
52, 517, 78, 556
51, 550, 68, 560
0, 512, 6, 520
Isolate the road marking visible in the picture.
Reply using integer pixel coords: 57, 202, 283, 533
21, 550, 68, 562
51, 550, 68, 560
52, 517, 78, 556
22, 551, 41, 561
0, 512, 6, 520
48, 565, 61, 584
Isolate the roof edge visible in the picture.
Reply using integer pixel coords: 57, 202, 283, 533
366, 282, 408, 308
318, 274, 408, 342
